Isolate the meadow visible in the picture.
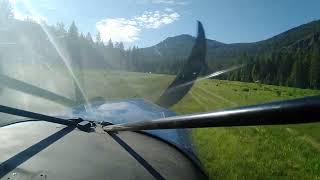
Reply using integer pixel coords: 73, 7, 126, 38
171, 79, 320, 179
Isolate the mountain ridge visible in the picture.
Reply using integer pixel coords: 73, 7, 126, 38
140, 20, 320, 69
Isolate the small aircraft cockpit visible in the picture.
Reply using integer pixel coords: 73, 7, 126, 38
0, 0, 320, 179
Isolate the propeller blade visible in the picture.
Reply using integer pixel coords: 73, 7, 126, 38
156, 21, 207, 108
104, 96, 320, 132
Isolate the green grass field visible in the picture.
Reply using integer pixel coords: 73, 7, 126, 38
171, 79, 320, 179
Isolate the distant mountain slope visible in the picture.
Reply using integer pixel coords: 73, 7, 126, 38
287, 32, 320, 51
140, 20, 320, 70
141, 34, 224, 60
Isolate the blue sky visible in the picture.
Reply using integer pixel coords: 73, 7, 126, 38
10, 0, 320, 47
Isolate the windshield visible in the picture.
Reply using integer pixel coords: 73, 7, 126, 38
1, 0, 320, 178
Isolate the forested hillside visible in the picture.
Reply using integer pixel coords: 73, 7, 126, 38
225, 30, 320, 89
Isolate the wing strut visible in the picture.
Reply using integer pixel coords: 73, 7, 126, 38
104, 96, 320, 132
0, 74, 77, 107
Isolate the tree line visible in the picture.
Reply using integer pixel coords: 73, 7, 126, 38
224, 41, 320, 89
50, 21, 185, 75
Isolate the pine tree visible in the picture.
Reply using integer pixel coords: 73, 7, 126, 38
251, 64, 258, 82
96, 32, 102, 44
289, 59, 303, 87
309, 44, 320, 89
67, 21, 84, 103
86, 32, 93, 43
68, 21, 79, 38
106, 39, 114, 49
118, 42, 125, 51
56, 22, 66, 34
67, 21, 80, 65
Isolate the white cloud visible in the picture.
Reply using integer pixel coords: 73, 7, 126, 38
152, 0, 188, 5
96, 9, 180, 43
165, 8, 174, 12
96, 18, 141, 43
152, 0, 175, 4
8, 0, 16, 5
13, 11, 47, 23
134, 11, 180, 29
9, 0, 47, 24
